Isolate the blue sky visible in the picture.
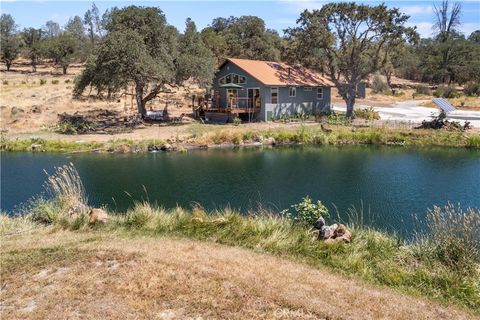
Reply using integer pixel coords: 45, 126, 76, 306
1, 0, 479, 38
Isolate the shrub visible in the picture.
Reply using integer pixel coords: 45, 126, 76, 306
354, 107, 380, 121
463, 81, 480, 96
281, 196, 329, 226
371, 73, 389, 94
416, 85, 431, 95
2, 80, 8, 85
417, 203, 480, 274
467, 135, 480, 148
51, 79, 59, 84
65, 79, 71, 84
21, 80, 26, 84
434, 85, 460, 98
232, 117, 242, 126
327, 111, 351, 125
39, 79, 47, 85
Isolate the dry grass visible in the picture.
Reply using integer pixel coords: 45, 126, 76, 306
1, 230, 477, 320
420, 96, 480, 110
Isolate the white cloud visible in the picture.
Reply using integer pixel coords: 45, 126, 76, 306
407, 22, 434, 38
400, 5, 434, 15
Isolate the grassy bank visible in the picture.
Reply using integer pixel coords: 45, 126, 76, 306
1, 125, 479, 152
2, 159, 479, 314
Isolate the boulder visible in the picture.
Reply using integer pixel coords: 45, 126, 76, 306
313, 217, 325, 230
335, 229, 352, 243
320, 223, 338, 240
89, 208, 108, 225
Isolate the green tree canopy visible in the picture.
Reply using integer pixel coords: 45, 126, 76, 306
75, 6, 216, 116
286, 3, 417, 117
21, 27, 43, 72
1, 14, 21, 71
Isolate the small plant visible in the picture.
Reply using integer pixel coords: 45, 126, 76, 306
2, 80, 8, 85
327, 111, 351, 125
40, 79, 47, 85
460, 100, 465, 107
21, 80, 26, 84
232, 117, 242, 126
281, 196, 329, 225
354, 107, 380, 121
51, 79, 59, 84
434, 85, 460, 98
65, 79, 71, 84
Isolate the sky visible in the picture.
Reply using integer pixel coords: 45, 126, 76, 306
1, 0, 479, 38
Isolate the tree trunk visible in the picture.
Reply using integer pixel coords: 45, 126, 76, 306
345, 85, 356, 118
62, 65, 68, 75
135, 82, 147, 116
6, 60, 11, 71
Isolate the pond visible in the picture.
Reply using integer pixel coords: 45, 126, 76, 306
2, 146, 479, 235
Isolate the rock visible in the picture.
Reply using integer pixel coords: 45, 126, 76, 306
264, 137, 276, 145
333, 224, 347, 237
320, 223, 338, 240
31, 105, 41, 113
161, 143, 172, 151
335, 229, 352, 243
31, 143, 42, 151
313, 217, 325, 230
11, 107, 24, 115
89, 208, 108, 225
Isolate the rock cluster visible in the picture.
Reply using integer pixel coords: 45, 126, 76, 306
89, 208, 108, 225
313, 218, 352, 243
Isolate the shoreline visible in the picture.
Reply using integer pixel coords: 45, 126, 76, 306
2, 125, 480, 153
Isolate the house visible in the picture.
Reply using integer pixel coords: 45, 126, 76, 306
208, 58, 334, 122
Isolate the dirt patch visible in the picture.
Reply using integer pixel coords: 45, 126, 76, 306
0, 231, 475, 319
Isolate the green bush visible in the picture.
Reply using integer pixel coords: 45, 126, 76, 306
371, 73, 389, 94
51, 79, 59, 84
65, 79, 71, 84
463, 81, 480, 96
39, 79, 47, 85
434, 85, 460, 98
281, 196, 329, 226
354, 107, 380, 121
232, 117, 242, 126
327, 111, 351, 125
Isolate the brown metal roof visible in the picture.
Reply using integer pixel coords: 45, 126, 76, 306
227, 58, 334, 87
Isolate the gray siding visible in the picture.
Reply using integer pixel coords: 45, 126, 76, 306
212, 61, 332, 121
212, 61, 265, 110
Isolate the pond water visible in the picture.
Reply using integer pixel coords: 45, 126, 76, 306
2, 146, 479, 235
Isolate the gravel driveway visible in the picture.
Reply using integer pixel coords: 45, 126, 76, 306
333, 100, 480, 127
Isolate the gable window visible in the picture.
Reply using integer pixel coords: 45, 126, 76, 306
289, 87, 296, 97
304, 87, 312, 91
271, 87, 278, 104
219, 73, 247, 85
317, 87, 323, 100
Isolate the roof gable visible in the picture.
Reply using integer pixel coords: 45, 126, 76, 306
225, 58, 334, 87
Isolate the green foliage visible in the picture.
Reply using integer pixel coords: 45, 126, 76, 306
434, 85, 460, 98
354, 107, 380, 121
467, 135, 480, 148
39, 79, 46, 85
232, 117, 242, 126
464, 81, 480, 96
327, 111, 352, 126
282, 196, 329, 225
41, 32, 82, 74
371, 73, 389, 94
21, 27, 43, 72
51, 79, 59, 84
286, 3, 417, 116
1, 14, 22, 71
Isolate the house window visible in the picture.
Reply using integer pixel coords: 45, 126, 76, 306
271, 87, 278, 104
289, 87, 296, 97
317, 87, 323, 100
233, 74, 239, 84
239, 75, 246, 84
219, 76, 226, 85
304, 87, 312, 91
226, 74, 232, 84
